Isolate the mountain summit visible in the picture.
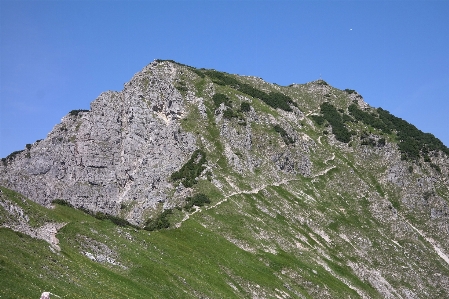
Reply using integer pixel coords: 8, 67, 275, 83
1, 60, 449, 298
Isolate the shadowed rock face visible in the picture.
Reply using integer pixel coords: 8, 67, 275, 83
0, 61, 198, 225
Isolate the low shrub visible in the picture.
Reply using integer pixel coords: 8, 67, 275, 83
171, 149, 207, 188
240, 102, 251, 112
78, 206, 139, 229
185, 193, 211, 210
430, 163, 441, 173
273, 125, 294, 145
144, 209, 173, 231
316, 80, 329, 86
320, 102, 351, 143
223, 108, 238, 120
69, 109, 89, 116
191, 68, 205, 78
212, 93, 232, 108
96, 213, 137, 228
204, 70, 295, 111
4, 150, 24, 162
176, 86, 188, 92
51, 199, 74, 208
311, 115, 325, 126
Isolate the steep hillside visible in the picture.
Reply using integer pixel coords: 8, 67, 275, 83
1, 60, 449, 298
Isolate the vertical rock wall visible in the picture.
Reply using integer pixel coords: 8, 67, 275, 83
0, 61, 197, 225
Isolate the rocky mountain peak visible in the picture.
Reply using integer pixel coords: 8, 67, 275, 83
1, 60, 448, 227
2, 60, 449, 297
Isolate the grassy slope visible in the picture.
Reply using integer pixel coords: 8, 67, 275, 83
0, 187, 303, 298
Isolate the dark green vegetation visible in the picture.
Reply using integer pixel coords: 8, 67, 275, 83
344, 89, 357, 94
171, 149, 207, 187
240, 102, 251, 112
273, 125, 294, 145
211, 93, 249, 123
212, 93, 232, 108
90, 211, 139, 229
1, 150, 24, 165
51, 199, 139, 229
316, 79, 329, 86
315, 102, 352, 143
69, 109, 89, 116
349, 104, 449, 160
144, 209, 173, 231
199, 69, 296, 111
310, 99, 449, 162
51, 199, 74, 208
223, 108, 238, 120
184, 193, 211, 211
174, 80, 188, 93
311, 114, 325, 126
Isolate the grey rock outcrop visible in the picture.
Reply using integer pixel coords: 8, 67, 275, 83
39, 292, 50, 299
0, 61, 198, 225
0, 192, 65, 251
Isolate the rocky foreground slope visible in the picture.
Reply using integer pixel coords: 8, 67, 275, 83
1, 60, 449, 298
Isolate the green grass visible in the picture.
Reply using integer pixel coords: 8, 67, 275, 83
0, 214, 293, 298
0, 187, 307, 298
367, 173, 385, 197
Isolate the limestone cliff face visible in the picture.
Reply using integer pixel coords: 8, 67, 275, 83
0, 61, 199, 224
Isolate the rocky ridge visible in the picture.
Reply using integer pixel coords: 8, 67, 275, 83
0, 60, 315, 225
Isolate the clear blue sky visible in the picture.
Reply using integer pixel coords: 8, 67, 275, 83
1, 1, 448, 157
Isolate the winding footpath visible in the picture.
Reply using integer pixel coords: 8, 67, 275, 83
174, 153, 337, 228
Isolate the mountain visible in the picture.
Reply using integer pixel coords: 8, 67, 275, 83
1, 60, 449, 298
